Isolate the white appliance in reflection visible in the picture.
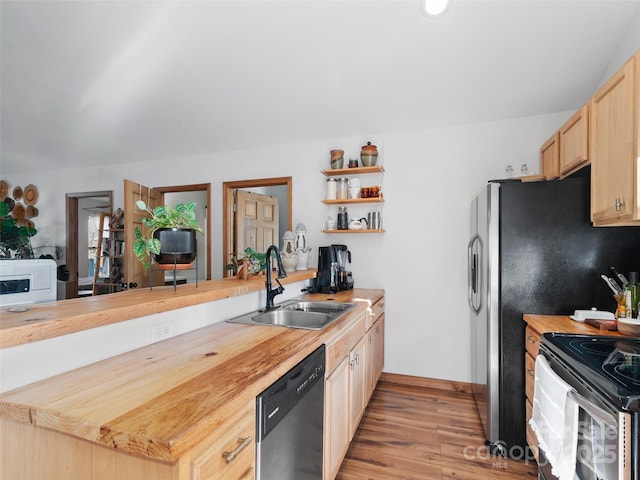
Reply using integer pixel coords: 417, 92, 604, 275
0, 259, 57, 307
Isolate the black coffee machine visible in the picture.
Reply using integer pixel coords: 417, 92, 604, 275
315, 244, 354, 293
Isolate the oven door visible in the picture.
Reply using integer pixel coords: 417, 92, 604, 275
538, 356, 632, 480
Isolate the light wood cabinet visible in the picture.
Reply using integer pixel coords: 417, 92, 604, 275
323, 298, 385, 480
349, 335, 367, 439
559, 104, 589, 177
1, 399, 255, 480
540, 132, 560, 180
184, 400, 255, 480
590, 51, 640, 225
325, 356, 350, 480
365, 297, 385, 401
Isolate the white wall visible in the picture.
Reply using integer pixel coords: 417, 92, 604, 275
600, 7, 640, 84
7, 111, 572, 384
0, 279, 310, 392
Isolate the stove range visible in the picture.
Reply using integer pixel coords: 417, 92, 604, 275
539, 333, 640, 480
540, 333, 640, 412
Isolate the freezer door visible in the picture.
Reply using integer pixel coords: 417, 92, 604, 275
469, 183, 501, 450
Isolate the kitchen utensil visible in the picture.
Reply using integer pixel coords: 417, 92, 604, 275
349, 187, 360, 199
601, 274, 623, 295
610, 266, 629, 288
337, 206, 348, 230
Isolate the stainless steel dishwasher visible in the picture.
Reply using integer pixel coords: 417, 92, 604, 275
256, 344, 325, 480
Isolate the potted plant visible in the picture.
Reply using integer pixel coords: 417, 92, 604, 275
133, 201, 203, 269
225, 247, 268, 278
0, 201, 36, 258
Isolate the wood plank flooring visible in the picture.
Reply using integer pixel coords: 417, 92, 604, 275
337, 380, 538, 479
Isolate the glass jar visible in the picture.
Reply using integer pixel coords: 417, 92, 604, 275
326, 178, 337, 200
336, 178, 348, 200
337, 206, 348, 230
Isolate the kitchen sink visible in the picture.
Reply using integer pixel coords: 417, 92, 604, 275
227, 300, 355, 330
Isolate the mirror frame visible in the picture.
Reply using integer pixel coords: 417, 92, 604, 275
222, 177, 292, 277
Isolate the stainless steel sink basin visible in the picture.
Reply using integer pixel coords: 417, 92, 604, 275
227, 300, 355, 330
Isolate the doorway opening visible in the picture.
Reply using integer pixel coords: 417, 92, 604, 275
65, 191, 113, 299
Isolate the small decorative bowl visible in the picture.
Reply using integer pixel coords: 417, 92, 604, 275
617, 317, 640, 336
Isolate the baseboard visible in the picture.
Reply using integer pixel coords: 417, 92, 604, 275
380, 372, 473, 394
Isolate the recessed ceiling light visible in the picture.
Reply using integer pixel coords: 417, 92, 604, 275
423, 0, 450, 17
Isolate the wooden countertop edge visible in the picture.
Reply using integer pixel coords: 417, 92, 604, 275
523, 313, 628, 336
0, 270, 316, 349
0, 288, 385, 463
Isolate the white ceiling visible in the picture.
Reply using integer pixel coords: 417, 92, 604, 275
2, 0, 639, 173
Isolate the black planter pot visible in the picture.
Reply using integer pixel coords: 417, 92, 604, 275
152, 228, 197, 265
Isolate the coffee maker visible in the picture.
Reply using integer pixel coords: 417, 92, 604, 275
315, 244, 354, 293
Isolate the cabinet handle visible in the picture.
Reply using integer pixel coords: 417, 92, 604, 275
525, 335, 537, 344
526, 369, 535, 379
222, 436, 252, 464
615, 197, 625, 212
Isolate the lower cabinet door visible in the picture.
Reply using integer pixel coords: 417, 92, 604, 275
188, 401, 255, 480
324, 356, 350, 480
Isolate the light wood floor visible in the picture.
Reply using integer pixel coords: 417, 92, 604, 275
337, 380, 538, 479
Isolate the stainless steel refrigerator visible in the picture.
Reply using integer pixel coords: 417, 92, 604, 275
468, 174, 640, 457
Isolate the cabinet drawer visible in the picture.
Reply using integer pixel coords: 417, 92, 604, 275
189, 401, 255, 480
366, 297, 385, 331
326, 313, 365, 374
525, 352, 536, 403
524, 326, 541, 358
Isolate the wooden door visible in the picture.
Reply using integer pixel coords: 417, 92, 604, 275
124, 180, 164, 288
559, 104, 589, 177
590, 55, 636, 224
234, 190, 279, 258
324, 357, 350, 480
540, 132, 559, 180
349, 336, 366, 440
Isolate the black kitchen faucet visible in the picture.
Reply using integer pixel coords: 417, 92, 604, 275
265, 245, 287, 310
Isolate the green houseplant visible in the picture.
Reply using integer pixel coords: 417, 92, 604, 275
225, 247, 268, 276
133, 201, 203, 268
0, 201, 36, 258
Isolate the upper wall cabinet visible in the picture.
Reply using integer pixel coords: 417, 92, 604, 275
559, 104, 589, 177
590, 50, 639, 226
540, 132, 560, 180
540, 104, 589, 180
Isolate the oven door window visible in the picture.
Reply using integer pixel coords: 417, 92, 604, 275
570, 391, 620, 480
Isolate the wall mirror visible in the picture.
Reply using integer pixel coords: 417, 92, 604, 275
222, 177, 292, 277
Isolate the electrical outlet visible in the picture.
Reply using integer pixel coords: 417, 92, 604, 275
151, 323, 173, 343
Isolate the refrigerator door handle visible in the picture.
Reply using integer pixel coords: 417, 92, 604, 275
467, 234, 482, 314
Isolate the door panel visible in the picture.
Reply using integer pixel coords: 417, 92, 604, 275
235, 190, 279, 256
123, 180, 164, 288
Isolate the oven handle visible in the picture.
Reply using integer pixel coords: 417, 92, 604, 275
567, 390, 617, 426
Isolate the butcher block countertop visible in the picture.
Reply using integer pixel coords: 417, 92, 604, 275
0, 270, 316, 349
0, 288, 384, 463
524, 314, 627, 336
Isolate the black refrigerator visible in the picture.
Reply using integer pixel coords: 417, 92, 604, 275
467, 174, 640, 457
